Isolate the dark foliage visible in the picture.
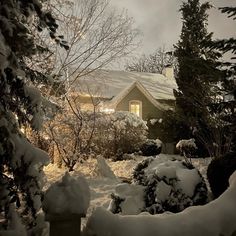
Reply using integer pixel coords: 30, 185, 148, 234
174, 0, 223, 157
207, 153, 236, 198
140, 139, 162, 156
0, 0, 66, 230
204, 6, 236, 155
132, 158, 154, 185
109, 193, 125, 214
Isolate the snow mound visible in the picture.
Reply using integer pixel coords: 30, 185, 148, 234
43, 172, 90, 215
109, 183, 145, 215
94, 156, 118, 179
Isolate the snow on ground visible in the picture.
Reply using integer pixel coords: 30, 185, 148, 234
84, 171, 236, 236
44, 154, 211, 230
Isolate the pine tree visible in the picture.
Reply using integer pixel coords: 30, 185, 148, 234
0, 0, 66, 232
206, 7, 236, 154
174, 0, 222, 156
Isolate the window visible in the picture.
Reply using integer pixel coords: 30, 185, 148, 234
129, 100, 142, 118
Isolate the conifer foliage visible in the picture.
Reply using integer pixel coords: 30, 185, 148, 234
174, 0, 221, 156
206, 6, 236, 154
0, 0, 64, 232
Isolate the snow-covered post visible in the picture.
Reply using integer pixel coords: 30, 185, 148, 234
45, 213, 83, 236
42, 172, 90, 236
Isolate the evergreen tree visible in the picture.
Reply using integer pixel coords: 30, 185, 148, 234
206, 7, 236, 154
0, 0, 66, 232
174, 0, 222, 157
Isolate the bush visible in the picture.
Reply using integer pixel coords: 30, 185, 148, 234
140, 139, 162, 156
176, 138, 197, 160
45, 110, 148, 169
110, 155, 208, 215
207, 152, 236, 198
92, 111, 148, 160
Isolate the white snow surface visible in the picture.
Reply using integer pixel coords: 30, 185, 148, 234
43, 172, 90, 215
84, 171, 236, 236
176, 168, 201, 197
110, 183, 145, 215
94, 156, 118, 180
75, 69, 177, 100
43, 155, 214, 233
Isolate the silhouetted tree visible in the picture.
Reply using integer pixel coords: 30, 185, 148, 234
0, 0, 65, 232
174, 0, 223, 157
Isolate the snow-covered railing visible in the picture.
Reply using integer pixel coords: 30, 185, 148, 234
84, 171, 236, 236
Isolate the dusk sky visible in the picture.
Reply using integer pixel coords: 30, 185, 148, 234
110, 0, 236, 57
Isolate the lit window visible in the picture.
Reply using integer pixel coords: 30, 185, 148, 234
129, 100, 142, 118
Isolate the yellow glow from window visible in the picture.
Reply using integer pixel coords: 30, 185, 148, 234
130, 102, 141, 117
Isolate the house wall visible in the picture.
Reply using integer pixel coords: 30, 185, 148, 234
115, 86, 163, 121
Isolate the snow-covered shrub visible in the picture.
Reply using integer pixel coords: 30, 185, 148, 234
176, 138, 197, 160
110, 155, 208, 215
47, 110, 147, 169
140, 139, 162, 156
84, 171, 236, 236
207, 152, 236, 198
45, 109, 97, 170
92, 111, 148, 160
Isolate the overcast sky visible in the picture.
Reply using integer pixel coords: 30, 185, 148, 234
110, 0, 236, 57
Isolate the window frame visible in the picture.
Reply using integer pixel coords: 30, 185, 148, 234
129, 100, 142, 118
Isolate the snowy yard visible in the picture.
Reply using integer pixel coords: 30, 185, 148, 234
44, 154, 211, 230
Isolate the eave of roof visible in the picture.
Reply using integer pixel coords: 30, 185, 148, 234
109, 81, 167, 110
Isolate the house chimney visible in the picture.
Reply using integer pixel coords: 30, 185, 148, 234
162, 66, 174, 79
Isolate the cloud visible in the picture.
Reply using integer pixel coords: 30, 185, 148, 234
110, 0, 236, 54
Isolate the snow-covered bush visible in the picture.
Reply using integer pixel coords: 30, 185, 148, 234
84, 171, 236, 236
92, 111, 148, 160
43, 172, 90, 215
207, 152, 236, 198
46, 109, 97, 170
140, 139, 162, 156
110, 155, 208, 215
176, 138, 197, 161
47, 110, 148, 169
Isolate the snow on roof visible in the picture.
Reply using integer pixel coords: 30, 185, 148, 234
75, 70, 177, 100
109, 81, 166, 110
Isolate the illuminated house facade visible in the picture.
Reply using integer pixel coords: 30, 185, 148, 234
75, 68, 176, 121
71, 69, 177, 153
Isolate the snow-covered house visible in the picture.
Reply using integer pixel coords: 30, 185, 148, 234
66, 69, 177, 153
73, 69, 177, 121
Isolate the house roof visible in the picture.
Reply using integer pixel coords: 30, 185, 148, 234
108, 81, 166, 110
75, 69, 177, 100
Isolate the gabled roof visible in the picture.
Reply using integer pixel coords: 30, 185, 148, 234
75, 69, 177, 100
109, 81, 166, 110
